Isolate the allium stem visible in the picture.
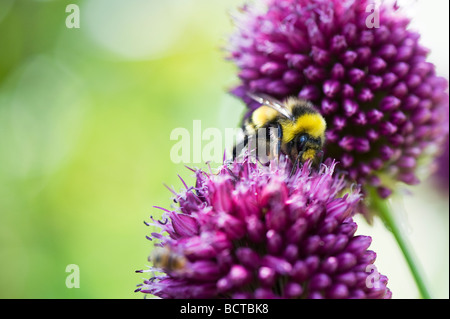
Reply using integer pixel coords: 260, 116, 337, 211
369, 189, 432, 299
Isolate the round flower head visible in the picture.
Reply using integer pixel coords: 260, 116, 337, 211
228, 0, 449, 199
136, 157, 391, 299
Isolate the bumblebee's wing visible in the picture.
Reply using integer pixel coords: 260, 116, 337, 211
247, 92, 293, 120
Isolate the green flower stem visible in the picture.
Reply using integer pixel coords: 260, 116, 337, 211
369, 189, 432, 299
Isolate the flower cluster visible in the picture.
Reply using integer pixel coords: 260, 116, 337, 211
228, 0, 449, 198
136, 158, 391, 299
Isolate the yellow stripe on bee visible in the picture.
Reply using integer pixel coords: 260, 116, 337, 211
251, 106, 279, 128
281, 113, 326, 143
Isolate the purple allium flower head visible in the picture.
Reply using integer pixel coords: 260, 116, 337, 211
228, 0, 449, 200
136, 157, 391, 299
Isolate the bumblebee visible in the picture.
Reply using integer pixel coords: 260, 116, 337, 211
149, 246, 187, 273
233, 93, 326, 169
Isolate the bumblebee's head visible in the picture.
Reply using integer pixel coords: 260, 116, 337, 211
285, 133, 323, 163
281, 111, 326, 164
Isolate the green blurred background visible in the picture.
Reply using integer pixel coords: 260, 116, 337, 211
0, 0, 448, 298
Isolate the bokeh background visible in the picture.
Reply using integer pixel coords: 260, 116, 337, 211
0, 0, 448, 298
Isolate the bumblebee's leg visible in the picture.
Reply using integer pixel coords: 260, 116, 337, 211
290, 150, 304, 177
317, 150, 324, 167
232, 135, 249, 160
